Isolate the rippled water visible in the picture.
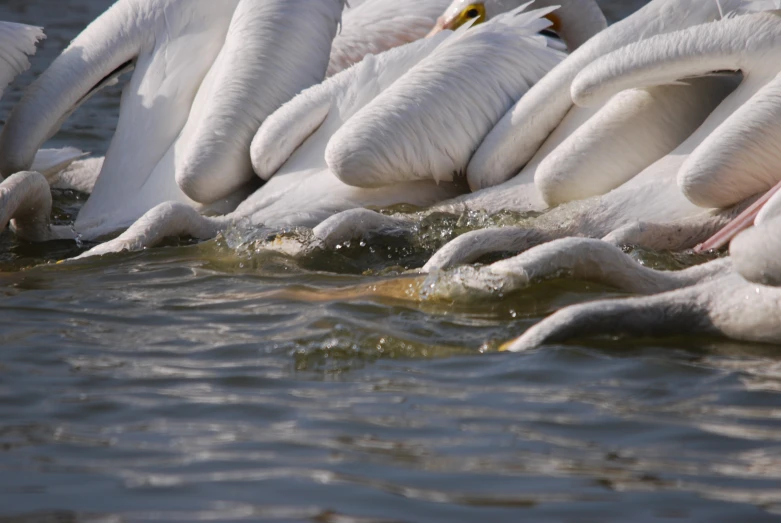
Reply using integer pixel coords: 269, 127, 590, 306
2, 1, 781, 522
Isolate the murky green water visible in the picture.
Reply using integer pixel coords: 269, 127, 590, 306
1, 1, 781, 521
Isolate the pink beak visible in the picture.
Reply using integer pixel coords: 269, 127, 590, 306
695, 178, 781, 253
427, 16, 449, 37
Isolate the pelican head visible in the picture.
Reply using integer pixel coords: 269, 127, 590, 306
428, 0, 607, 51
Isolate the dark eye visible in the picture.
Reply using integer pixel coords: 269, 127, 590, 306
466, 8, 480, 18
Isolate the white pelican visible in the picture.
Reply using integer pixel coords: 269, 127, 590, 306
0, 0, 345, 243
419, 7, 781, 271
410, 174, 781, 350
466, 0, 750, 195
72, 5, 565, 259
421, 8, 781, 349
324, 4, 563, 189
312, 0, 756, 251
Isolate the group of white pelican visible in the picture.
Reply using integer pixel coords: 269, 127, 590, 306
1, 0, 780, 349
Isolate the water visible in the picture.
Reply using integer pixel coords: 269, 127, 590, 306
2, 1, 781, 521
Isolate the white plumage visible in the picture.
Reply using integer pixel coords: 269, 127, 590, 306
422, 4, 781, 350
314, 0, 750, 252
173, 0, 344, 204
465, 0, 748, 195
72, 5, 564, 258
326, 5, 564, 188
0, 21, 43, 102
329, 0, 453, 76
0, 0, 344, 241
566, 9, 781, 255
242, 27, 463, 227
0, 22, 87, 191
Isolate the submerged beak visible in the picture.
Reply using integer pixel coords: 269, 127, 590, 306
695, 179, 781, 253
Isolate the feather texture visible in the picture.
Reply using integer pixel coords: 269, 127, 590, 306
1, 0, 343, 240
329, 0, 452, 76
465, 0, 747, 191
325, 5, 564, 189
570, 11, 781, 209
0, 21, 43, 102
245, 31, 461, 228
175, 0, 343, 204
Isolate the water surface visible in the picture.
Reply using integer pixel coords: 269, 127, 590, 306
1, 1, 781, 522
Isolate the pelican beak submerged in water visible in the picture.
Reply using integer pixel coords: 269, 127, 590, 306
0, 0, 345, 242
427, 0, 607, 51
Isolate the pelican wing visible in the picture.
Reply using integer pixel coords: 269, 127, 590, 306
174, 0, 344, 203
251, 29, 450, 182
251, 94, 331, 181
70, 0, 243, 236
328, 0, 452, 76
680, 73, 781, 209
0, 21, 43, 101
569, 12, 781, 210
326, 5, 563, 190
241, 33, 458, 227
0, 0, 152, 177
570, 14, 781, 107
535, 76, 740, 206
465, 0, 742, 192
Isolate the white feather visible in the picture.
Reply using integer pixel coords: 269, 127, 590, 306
174, 0, 343, 204
569, 11, 781, 209
0, 21, 43, 101
436, 0, 607, 51
30, 147, 86, 178
465, 0, 748, 192
329, 0, 453, 76
1, 0, 343, 241
325, 4, 564, 189
244, 32, 461, 228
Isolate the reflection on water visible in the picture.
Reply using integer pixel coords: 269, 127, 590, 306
2, 1, 781, 522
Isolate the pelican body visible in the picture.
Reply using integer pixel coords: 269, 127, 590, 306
0, 0, 344, 241
457, 0, 746, 198
73, 5, 566, 259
